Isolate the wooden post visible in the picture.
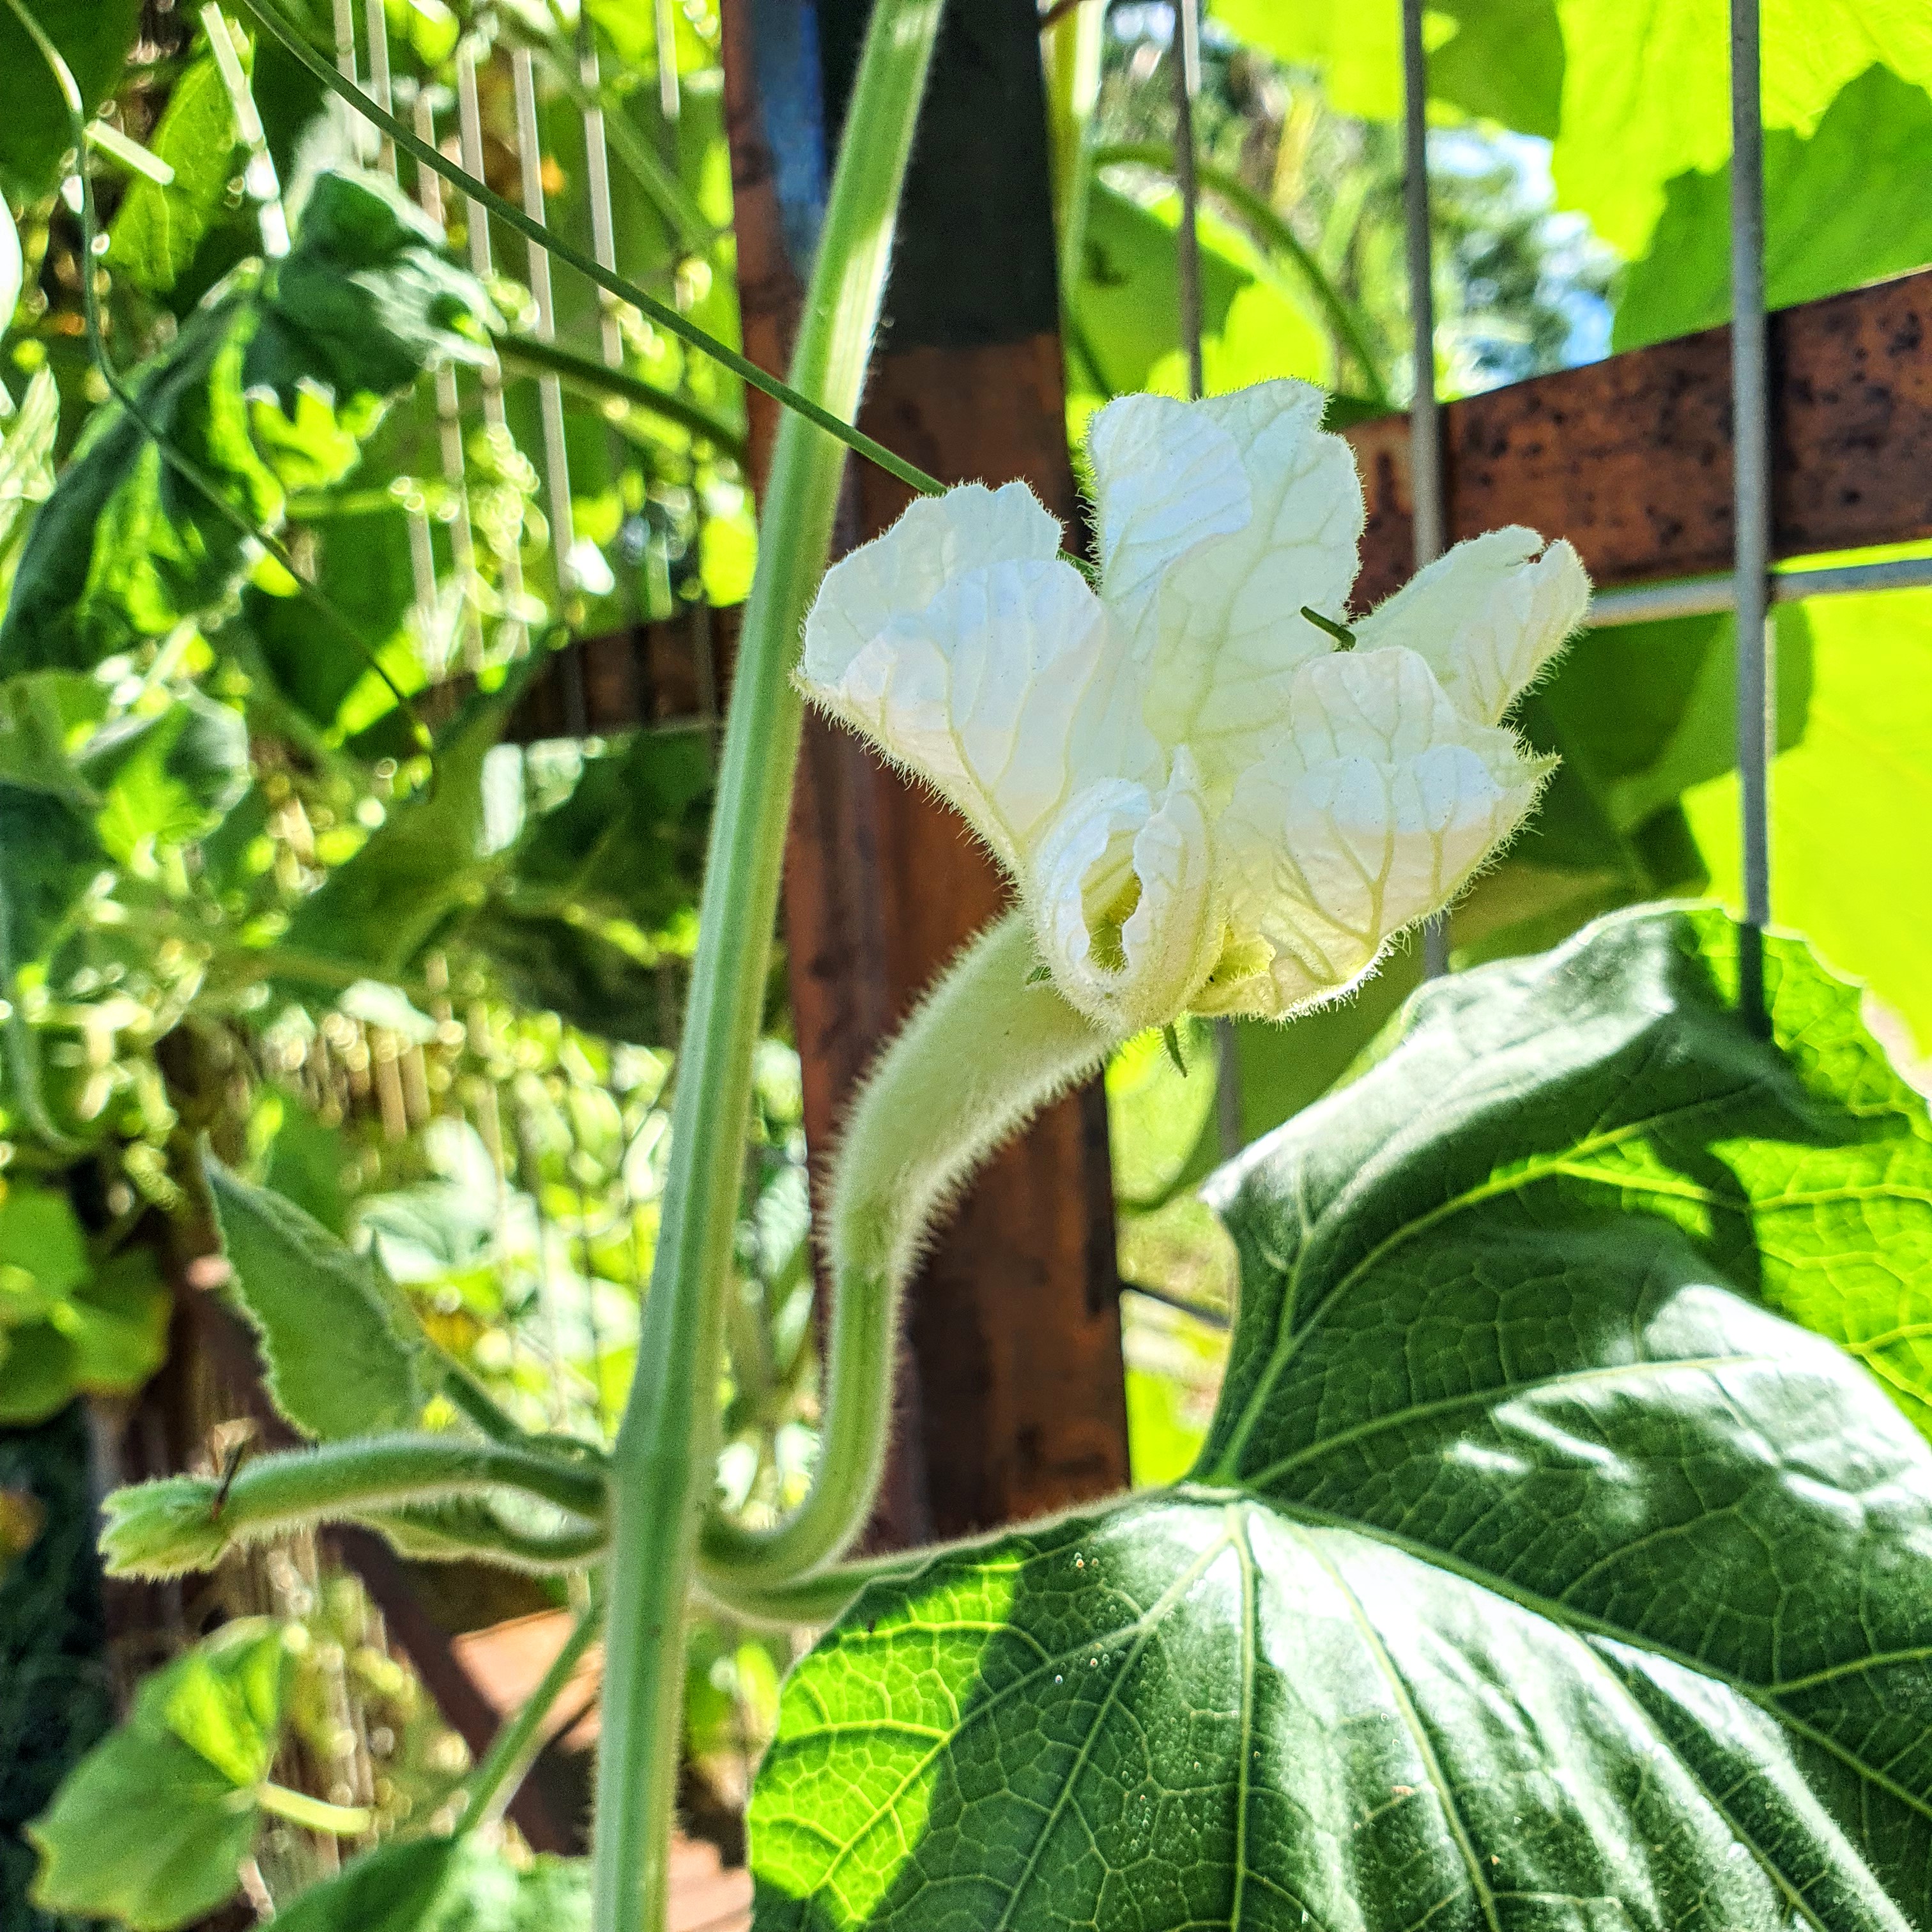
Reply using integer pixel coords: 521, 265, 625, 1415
724, 0, 1131, 1547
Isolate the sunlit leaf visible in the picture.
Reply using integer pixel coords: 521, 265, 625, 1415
84, 691, 251, 862
753, 908, 1932, 1932
1685, 581, 1932, 1054
1615, 62, 1932, 351
0, 172, 495, 676
1070, 182, 1325, 399
107, 44, 241, 296
1209, 0, 1564, 135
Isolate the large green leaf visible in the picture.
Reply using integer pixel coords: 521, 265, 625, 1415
208, 1159, 430, 1441
1070, 182, 1324, 399
752, 907, 1932, 1931
270, 1835, 589, 1931
0, 0, 144, 202
28, 1619, 291, 1932
1684, 581, 1932, 1054
1209, 0, 1565, 135
1554, 0, 1932, 257
0, 172, 494, 676
84, 691, 251, 863
1614, 63, 1932, 352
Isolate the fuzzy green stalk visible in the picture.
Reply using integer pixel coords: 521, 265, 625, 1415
100, 1435, 608, 1577
700, 913, 1116, 1595
588, 8, 947, 1932
461, 1591, 605, 1828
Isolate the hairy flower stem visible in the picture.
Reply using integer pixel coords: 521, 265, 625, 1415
589, 9, 946, 1932
701, 913, 1117, 1595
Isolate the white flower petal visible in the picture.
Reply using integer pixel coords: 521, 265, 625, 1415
1286, 645, 1477, 766
801, 556, 1147, 873
801, 480, 1062, 690
1216, 739, 1545, 1018
1138, 382, 1366, 790
1087, 394, 1251, 631
1031, 754, 1218, 1034
1352, 527, 1591, 726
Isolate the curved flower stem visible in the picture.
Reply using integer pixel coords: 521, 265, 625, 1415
700, 912, 1117, 1599
588, 9, 947, 1932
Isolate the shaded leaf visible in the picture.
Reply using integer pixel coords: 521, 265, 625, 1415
0, 0, 144, 202
208, 1159, 429, 1441
753, 908, 1932, 1932
278, 671, 525, 982
465, 727, 710, 1040
0, 1245, 171, 1426
28, 1620, 291, 1932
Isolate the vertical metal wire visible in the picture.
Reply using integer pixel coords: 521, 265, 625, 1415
1730, 0, 1773, 1030
1400, 0, 1450, 980
329, 0, 364, 160
653, 0, 682, 127
1166, 0, 1242, 1158
413, 89, 484, 673
1169, 0, 1204, 403
199, 5, 289, 257
356, 2, 441, 660
578, 19, 652, 648
362, 0, 395, 173
512, 47, 591, 737
578, 29, 626, 371
455, 47, 530, 659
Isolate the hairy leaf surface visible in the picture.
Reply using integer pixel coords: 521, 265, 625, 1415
753, 907, 1932, 1932
208, 1160, 429, 1441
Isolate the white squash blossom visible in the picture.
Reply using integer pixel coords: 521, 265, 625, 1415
798, 379, 1590, 1038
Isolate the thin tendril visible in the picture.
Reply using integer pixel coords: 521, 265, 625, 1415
228, 0, 951, 505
